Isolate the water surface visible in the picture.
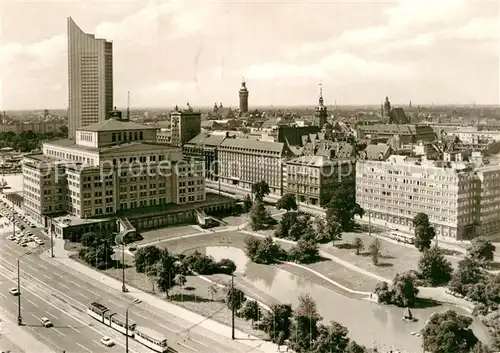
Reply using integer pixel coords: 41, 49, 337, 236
201, 246, 491, 353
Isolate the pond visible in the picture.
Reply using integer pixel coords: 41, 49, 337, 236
199, 246, 492, 353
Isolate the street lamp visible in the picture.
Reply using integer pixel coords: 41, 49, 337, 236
48, 216, 54, 258
17, 250, 32, 325
114, 233, 128, 292
125, 298, 141, 353
220, 265, 235, 340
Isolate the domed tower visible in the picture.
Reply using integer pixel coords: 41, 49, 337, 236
315, 84, 328, 127
383, 96, 391, 119
239, 79, 249, 114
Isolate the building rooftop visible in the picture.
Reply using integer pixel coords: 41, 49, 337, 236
77, 119, 158, 132
364, 144, 391, 160
45, 139, 180, 154
220, 138, 284, 153
287, 155, 353, 167
185, 133, 226, 147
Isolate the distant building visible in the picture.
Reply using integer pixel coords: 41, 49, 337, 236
67, 17, 113, 140
170, 104, 201, 146
356, 124, 435, 143
314, 85, 328, 127
239, 80, 249, 114
381, 97, 410, 124
0, 122, 66, 134
278, 126, 321, 147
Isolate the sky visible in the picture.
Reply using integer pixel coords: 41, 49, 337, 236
1, 0, 499, 110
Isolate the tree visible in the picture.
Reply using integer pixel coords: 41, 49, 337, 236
274, 211, 299, 239
391, 272, 419, 307
261, 304, 293, 345
240, 300, 261, 325
183, 251, 218, 274
374, 281, 393, 304
146, 264, 158, 292
249, 198, 270, 231
418, 246, 453, 286
413, 213, 435, 252
321, 215, 343, 245
217, 258, 236, 274
251, 180, 270, 200
324, 187, 364, 232
345, 341, 368, 353
134, 245, 161, 273
156, 249, 180, 297
243, 194, 253, 212
468, 238, 496, 264
244, 235, 261, 261
255, 236, 284, 264
289, 237, 319, 264
311, 321, 350, 353
352, 237, 364, 255
449, 258, 485, 296
422, 310, 479, 353
368, 239, 382, 266
470, 342, 490, 353
290, 294, 321, 352
276, 193, 298, 213
225, 286, 246, 311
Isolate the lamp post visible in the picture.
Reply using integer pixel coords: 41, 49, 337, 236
231, 272, 235, 340
17, 250, 32, 325
125, 298, 141, 353
49, 217, 54, 258
115, 233, 127, 292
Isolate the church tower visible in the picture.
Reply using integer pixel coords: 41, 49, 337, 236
315, 84, 328, 127
239, 79, 249, 114
383, 96, 391, 119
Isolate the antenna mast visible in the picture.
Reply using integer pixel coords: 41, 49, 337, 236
127, 91, 130, 119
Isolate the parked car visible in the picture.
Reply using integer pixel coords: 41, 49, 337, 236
9, 287, 19, 296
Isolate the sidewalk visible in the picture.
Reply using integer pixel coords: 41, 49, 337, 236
48, 237, 280, 353
0, 308, 55, 353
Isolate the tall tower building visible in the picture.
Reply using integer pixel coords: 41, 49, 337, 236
383, 96, 391, 119
67, 17, 113, 139
315, 84, 328, 127
239, 80, 249, 114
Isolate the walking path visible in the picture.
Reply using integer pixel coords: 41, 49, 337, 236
47, 237, 280, 353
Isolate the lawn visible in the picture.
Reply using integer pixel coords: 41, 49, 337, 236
321, 232, 462, 282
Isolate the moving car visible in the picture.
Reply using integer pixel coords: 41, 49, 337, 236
100, 337, 115, 347
9, 287, 19, 296
40, 317, 53, 327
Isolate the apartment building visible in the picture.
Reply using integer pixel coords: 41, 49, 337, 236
22, 118, 205, 230
356, 155, 500, 240
285, 155, 355, 207
0, 122, 66, 134
217, 138, 292, 196
357, 156, 472, 239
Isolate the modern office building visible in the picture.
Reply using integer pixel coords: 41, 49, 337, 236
285, 155, 355, 207
182, 133, 226, 180
170, 105, 201, 146
356, 155, 500, 240
67, 17, 113, 139
22, 117, 210, 237
217, 139, 292, 196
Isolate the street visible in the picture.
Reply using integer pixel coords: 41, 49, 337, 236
0, 230, 263, 353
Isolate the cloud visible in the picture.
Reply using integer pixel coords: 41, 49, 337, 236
1, 34, 65, 68
244, 51, 417, 82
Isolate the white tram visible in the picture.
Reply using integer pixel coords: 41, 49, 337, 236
87, 302, 136, 336
86, 302, 168, 352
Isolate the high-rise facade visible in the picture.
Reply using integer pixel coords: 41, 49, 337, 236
239, 80, 249, 114
170, 105, 202, 146
67, 17, 113, 140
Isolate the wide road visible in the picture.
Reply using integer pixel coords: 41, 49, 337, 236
0, 234, 263, 353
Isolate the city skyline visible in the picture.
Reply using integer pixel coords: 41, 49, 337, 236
1, 0, 499, 110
